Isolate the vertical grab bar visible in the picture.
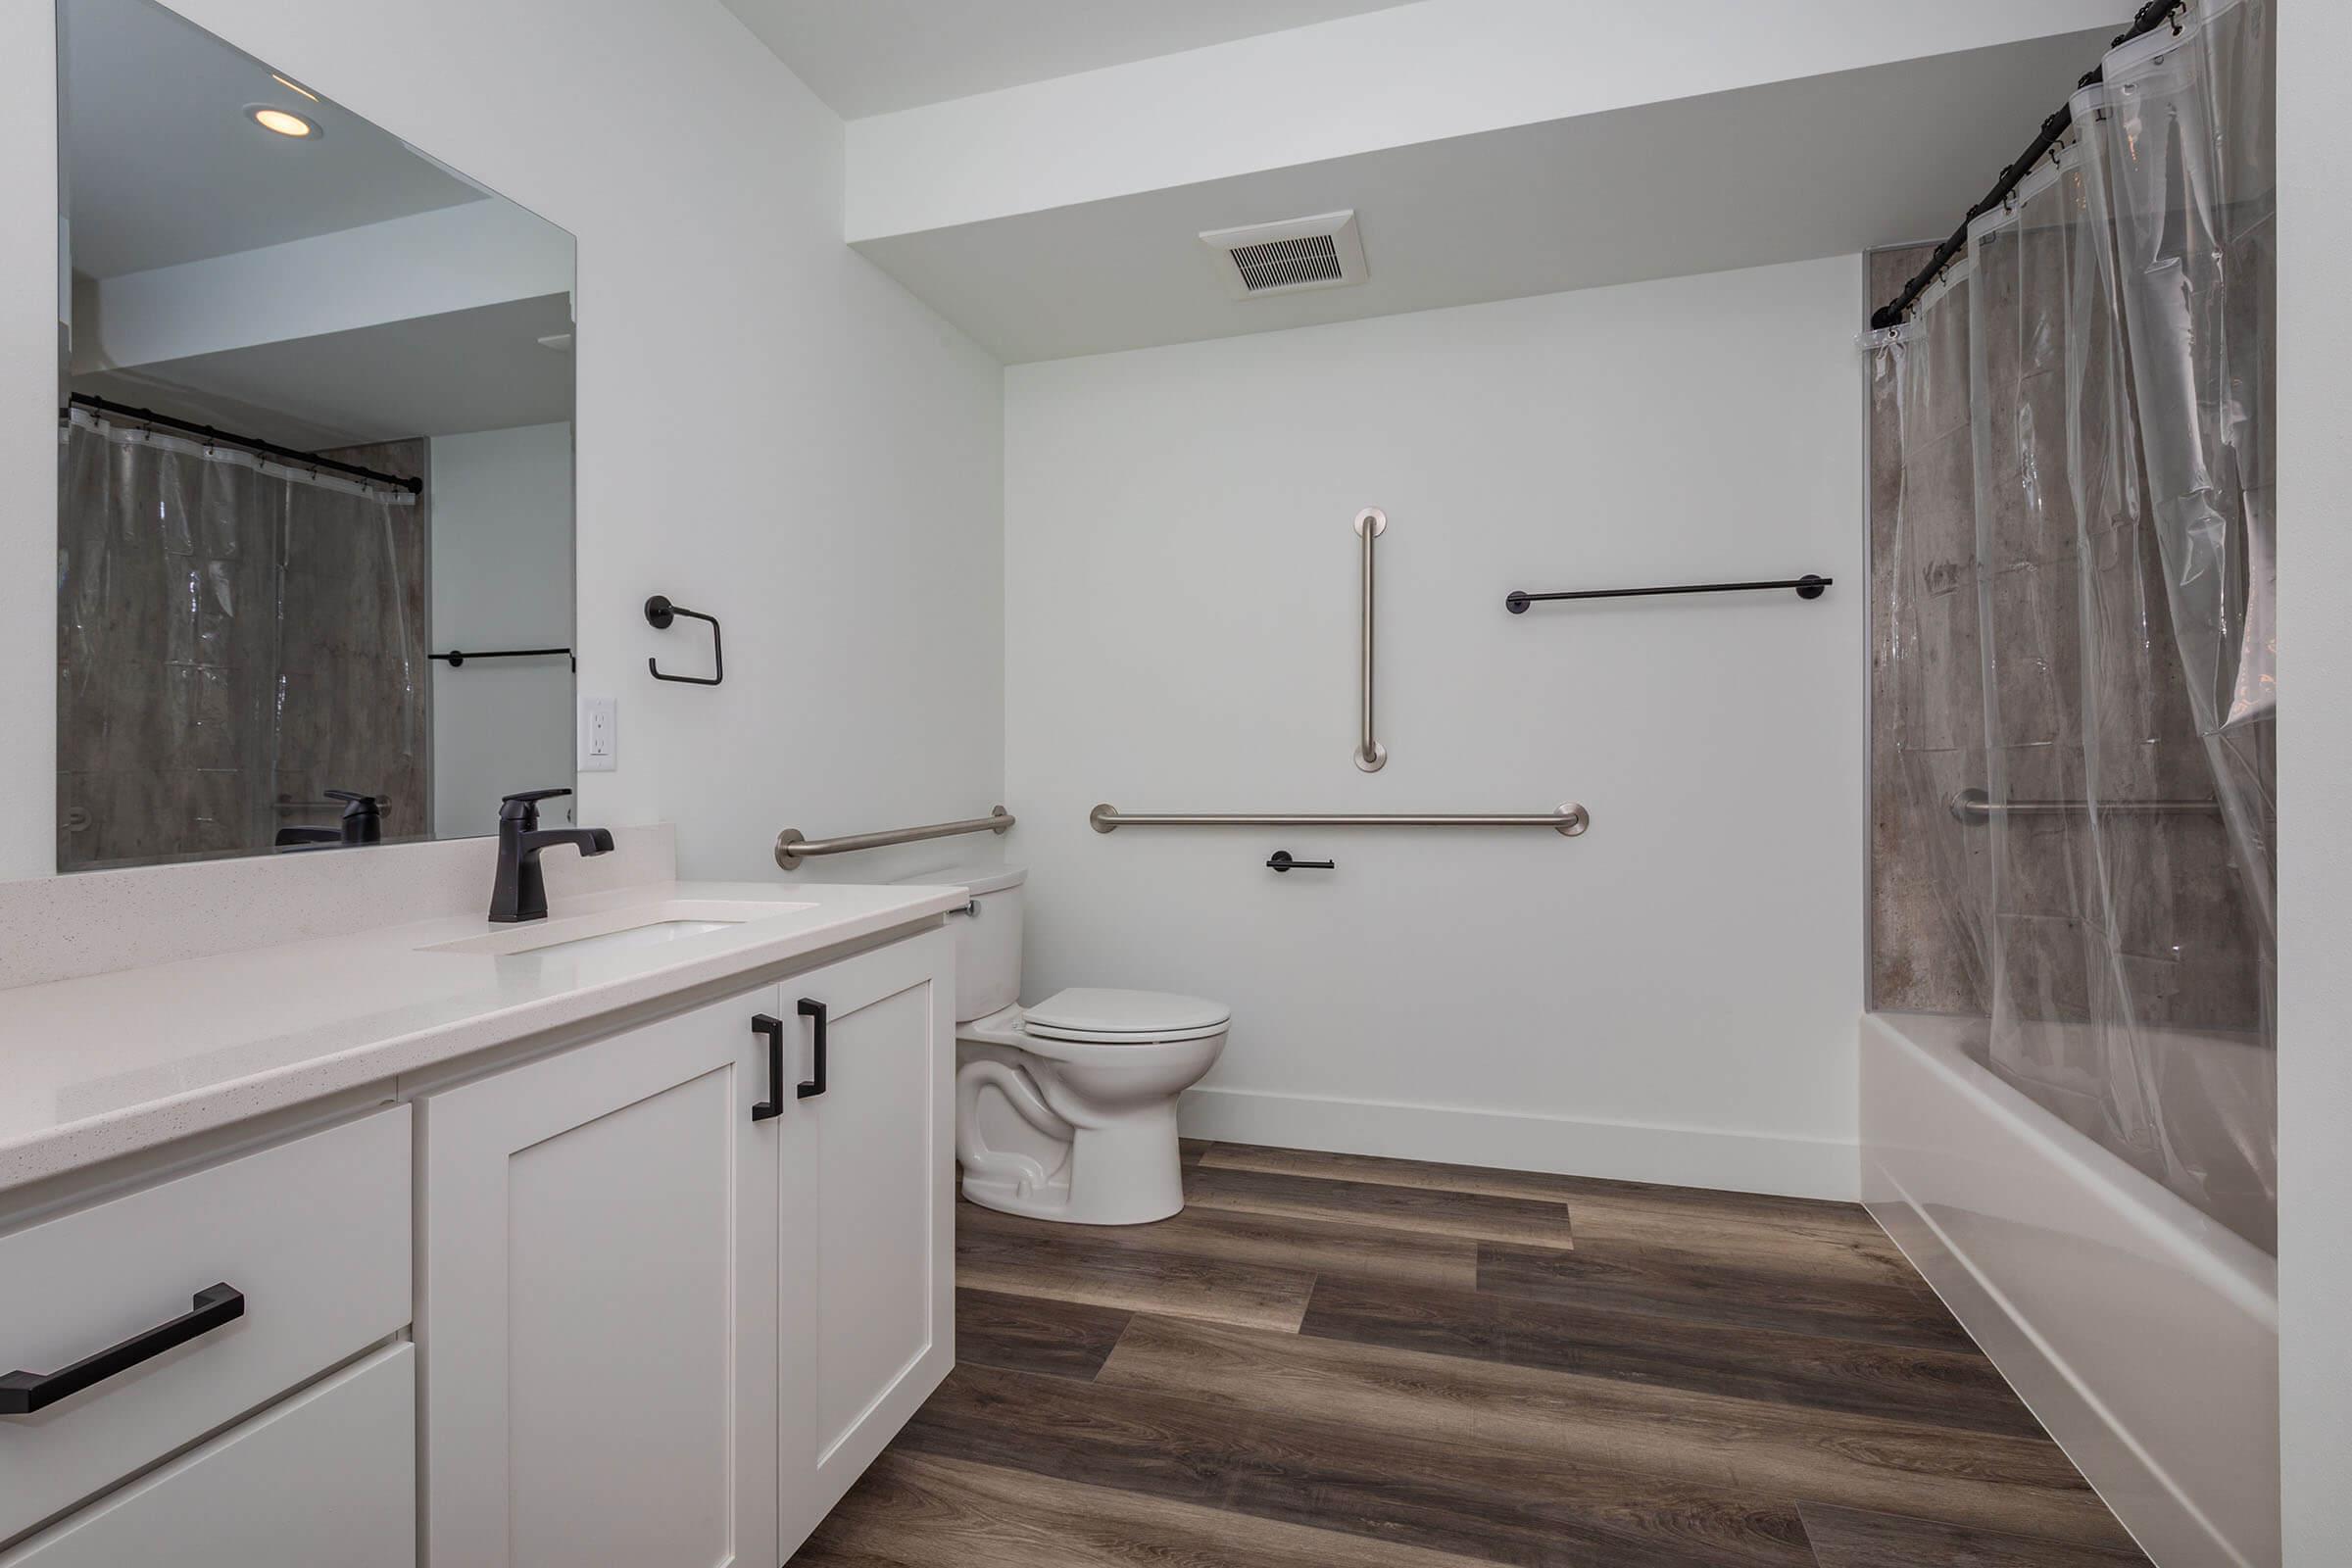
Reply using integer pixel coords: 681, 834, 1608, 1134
1354, 507, 1387, 771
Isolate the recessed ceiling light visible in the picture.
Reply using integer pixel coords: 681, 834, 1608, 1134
243, 104, 320, 139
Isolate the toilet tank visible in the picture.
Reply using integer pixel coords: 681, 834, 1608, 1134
896, 863, 1024, 1022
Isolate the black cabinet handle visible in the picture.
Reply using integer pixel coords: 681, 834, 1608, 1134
752, 1013, 785, 1122
1, 1284, 244, 1415
796, 998, 828, 1100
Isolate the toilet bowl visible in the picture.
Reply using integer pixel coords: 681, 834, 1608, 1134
899, 864, 1228, 1226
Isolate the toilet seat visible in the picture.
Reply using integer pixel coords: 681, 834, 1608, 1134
1021, 987, 1230, 1045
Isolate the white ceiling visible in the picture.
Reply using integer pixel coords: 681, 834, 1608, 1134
78, 293, 577, 450
61, 0, 487, 278
723, 0, 1417, 118
857, 31, 2113, 364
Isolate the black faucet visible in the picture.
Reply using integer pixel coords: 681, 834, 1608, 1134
274, 789, 386, 850
489, 789, 614, 923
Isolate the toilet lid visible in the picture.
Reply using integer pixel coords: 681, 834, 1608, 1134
1023, 987, 1231, 1044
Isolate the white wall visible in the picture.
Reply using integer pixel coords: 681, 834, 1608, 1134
2278, 1, 2350, 1555
1004, 255, 1867, 1199
0, 0, 1004, 882
0, 0, 59, 879
429, 422, 573, 840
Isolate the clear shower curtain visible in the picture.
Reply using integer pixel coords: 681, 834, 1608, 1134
57, 409, 425, 869
1874, 0, 2276, 1249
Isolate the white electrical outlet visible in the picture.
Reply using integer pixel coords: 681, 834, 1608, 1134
578, 695, 617, 772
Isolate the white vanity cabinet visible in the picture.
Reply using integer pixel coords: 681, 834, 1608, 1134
0, 1347, 416, 1568
0, 1107, 413, 1562
775, 932, 956, 1552
418, 984, 784, 1568
417, 925, 955, 1567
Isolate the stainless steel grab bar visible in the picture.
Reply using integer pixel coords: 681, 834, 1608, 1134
1946, 788, 2221, 823
1355, 507, 1387, 772
1091, 803, 1590, 837
775, 805, 1013, 869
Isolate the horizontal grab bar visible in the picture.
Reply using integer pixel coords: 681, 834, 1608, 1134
1946, 788, 2221, 823
1091, 803, 1590, 837
775, 805, 1013, 869
1506, 575, 1830, 612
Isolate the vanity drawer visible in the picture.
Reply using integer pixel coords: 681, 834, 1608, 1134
0, 1344, 414, 1567
0, 1107, 410, 1545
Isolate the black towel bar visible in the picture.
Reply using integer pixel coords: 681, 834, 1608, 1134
430, 647, 576, 670
1505, 574, 1831, 612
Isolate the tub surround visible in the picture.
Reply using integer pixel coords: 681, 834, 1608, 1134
0, 830, 965, 1194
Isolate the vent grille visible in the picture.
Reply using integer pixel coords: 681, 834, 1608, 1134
1230, 234, 1344, 292
1199, 211, 1367, 299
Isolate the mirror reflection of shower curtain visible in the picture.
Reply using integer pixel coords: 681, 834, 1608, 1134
56, 409, 426, 869
1874, 0, 2276, 1250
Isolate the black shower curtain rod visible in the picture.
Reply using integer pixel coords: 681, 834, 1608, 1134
1870, 0, 2186, 332
63, 392, 425, 496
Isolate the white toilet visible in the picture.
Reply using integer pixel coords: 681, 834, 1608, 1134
904, 864, 1228, 1226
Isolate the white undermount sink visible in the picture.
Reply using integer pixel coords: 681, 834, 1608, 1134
420, 899, 817, 958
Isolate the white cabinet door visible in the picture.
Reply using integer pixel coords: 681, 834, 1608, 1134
0, 1345, 414, 1568
419, 988, 782, 1568
777, 929, 956, 1554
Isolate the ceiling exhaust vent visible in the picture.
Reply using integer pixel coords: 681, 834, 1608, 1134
1200, 211, 1367, 300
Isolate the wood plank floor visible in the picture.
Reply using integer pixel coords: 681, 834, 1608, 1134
794, 1142, 2148, 1568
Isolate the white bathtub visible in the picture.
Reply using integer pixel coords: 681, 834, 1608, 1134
1860, 1012, 2279, 1568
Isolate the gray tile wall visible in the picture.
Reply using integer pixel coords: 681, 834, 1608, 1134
1869, 244, 1987, 1014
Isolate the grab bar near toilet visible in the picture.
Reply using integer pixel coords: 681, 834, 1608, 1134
1091, 804, 1590, 836
774, 805, 1014, 869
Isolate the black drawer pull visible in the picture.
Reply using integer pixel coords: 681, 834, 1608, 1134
752, 1013, 785, 1122
796, 998, 828, 1100
1, 1284, 244, 1415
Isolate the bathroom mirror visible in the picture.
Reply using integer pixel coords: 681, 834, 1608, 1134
52, 0, 577, 871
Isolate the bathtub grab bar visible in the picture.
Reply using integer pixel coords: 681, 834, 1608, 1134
1947, 788, 2221, 824
775, 805, 1013, 869
1091, 803, 1590, 837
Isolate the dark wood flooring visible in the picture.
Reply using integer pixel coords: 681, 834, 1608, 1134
795, 1141, 2149, 1568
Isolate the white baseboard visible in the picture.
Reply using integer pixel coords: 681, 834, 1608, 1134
1178, 1085, 1860, 1201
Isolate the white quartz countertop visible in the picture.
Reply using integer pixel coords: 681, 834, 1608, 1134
0, 878, 964, 1194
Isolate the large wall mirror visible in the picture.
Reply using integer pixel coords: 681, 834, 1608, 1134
55, 0, 576, 871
